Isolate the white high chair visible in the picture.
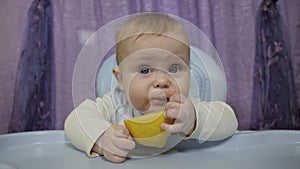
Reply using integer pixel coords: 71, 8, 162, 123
95, 46, 226, 101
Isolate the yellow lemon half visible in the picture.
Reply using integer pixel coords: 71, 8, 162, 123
124, 111, 173, 148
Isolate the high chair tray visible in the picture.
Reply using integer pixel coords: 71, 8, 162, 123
0, 130, 299, 169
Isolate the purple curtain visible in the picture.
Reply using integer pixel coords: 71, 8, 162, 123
250, 0, 299, 129
8, 0, 55, 132
1, 0, 300, 134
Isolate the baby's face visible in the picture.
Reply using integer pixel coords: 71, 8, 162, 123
114, 36, 190, 114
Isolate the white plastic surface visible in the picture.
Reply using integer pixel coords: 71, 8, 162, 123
0, 130, 300, 169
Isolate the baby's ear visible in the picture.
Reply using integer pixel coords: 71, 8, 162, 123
112, 68, 125, 90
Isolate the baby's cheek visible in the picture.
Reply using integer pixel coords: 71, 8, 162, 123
177, 77, 190, 96
170, 82, 188, 98
128, 82, 150, 112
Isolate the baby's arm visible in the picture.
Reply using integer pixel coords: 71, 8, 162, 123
189, 100, 238, 142
64, 95, 113, 157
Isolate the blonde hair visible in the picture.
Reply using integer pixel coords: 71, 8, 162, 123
115, 13, 190, 64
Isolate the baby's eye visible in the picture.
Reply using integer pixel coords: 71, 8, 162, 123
169, 64, 181, 73
139, 66, 152, 74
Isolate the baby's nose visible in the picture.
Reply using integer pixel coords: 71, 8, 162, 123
153, 77, 170, 88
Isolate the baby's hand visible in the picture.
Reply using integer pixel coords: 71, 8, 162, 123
161, 90, 196, 136
92, 124, 135, 163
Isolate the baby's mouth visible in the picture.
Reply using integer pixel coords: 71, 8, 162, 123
149, 90, 170, 107
150, 97, 168, 106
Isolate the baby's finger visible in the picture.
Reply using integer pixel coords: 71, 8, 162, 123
114, 138, 136, 151
166, 88, 176, 99
165, 108, 187, 122
166, 102, 181, 110
103, 150, 126, 163
113, 125, 130, 138
169, 93, 183, 103
164, 108, 180, 120
101, 142, 129, 157
160, 122, 182, 133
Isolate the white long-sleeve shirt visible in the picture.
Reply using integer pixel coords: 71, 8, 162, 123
64, 87, 238, 157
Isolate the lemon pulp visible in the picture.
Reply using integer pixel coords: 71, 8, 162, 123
124, 111, 173, 148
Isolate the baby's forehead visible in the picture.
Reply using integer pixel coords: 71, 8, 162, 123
117, 35, 190, 65
128, 48, 187, 60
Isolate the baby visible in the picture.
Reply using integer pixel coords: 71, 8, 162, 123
64, 13, 238, 163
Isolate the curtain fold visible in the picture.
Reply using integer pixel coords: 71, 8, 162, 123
9, 0, 55, 132
250, 0, 299, 129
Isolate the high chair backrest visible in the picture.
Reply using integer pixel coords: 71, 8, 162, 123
96, 46, 226, 101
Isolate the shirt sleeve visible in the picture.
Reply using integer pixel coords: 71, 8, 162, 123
64, 94, 114, 157
187, 100, 238, 142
